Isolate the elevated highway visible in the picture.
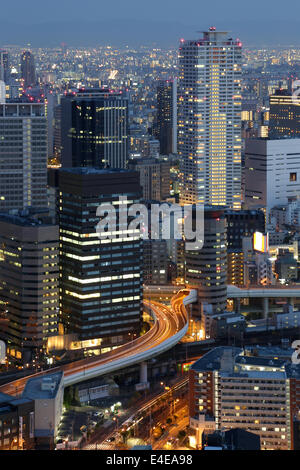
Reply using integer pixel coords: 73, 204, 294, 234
0, 291, 196, 396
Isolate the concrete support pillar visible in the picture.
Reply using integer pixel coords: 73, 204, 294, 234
289, 298, 295, 308
263, 297, 269, 319
140, 361, 147, 384
235, 298, 241, 314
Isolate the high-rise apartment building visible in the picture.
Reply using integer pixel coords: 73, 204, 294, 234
185, 206, 227, 314
189, 346, 300, 450
0, 102, 48, 212
61, 88, 129, 169
58, 168, 143, 349
154, 79, 177, 155
21, 51, 36, 89
178, 28, 242, 208
0, 213, 59, 362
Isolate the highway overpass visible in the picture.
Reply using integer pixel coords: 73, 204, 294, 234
0, 291, 196, 395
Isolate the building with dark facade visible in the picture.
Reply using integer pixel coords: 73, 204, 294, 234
269, 89, 300, 138
128, 157, 170, 201
20, 51, 36, 89
58, 168, 143, 349
0, 50, 10, 84
153, 79, 177, 155
225, 209, 265, 286
185, 206, 227, 314
61, 88, 129, 169
0, 392, 34, 450
225, 209, 265, 250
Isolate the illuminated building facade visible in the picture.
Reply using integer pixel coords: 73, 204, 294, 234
189, 346, 300, 450
0, 102, 48, 212
20, 51, 36, 89
61, 88, 129, 169
269, 89, 300, 138
0, 213, 59, 362
58, 168, 143, 349
178, 28, 242, 208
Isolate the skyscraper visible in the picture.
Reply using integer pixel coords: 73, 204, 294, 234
185, 206, 227, 314
154, 79, 177, 155
61, 88, 129, 169
0, 50, 10, 84
21, 51, 36, 89
0, 213, 59, 363
178, 28, 242, 208
0, 102, 48, 212
58, 168, 143, 349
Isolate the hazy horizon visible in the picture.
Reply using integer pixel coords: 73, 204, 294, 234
1, 0, 300, 48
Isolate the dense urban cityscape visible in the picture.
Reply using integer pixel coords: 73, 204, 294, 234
1, 0, 300, 458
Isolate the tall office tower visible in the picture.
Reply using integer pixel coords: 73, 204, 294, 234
128, 157, 170, 201
185, 207, 227, 314
245, 138, 300, 221
21, 51, 36, 89
189, 346, 300, 450
53, 103, 62, 164
178, 28, 242, 208
0, 213, 59, 363
269, 89, 300, 138
154, 79, 177, 155
0, 102, 48, 212
0, 50, 10, 83
61, 88, 129, 168
58, 168, 143, 349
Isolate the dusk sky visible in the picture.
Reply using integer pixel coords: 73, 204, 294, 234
1, 0, 300, 46
1, 0, 299, 23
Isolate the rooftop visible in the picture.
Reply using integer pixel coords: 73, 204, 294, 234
0, 212, 54, 228
23, 372, 63, 400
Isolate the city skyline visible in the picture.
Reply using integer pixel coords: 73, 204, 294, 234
1, 4, 300, 454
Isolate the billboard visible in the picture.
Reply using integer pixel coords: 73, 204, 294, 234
253, 232, 269, 253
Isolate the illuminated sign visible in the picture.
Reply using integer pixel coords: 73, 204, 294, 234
253, 232, 269, 253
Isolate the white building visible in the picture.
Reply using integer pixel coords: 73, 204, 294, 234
23, 372, 64, 443
178, 28, 242, 208
245, 138, 300, 221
